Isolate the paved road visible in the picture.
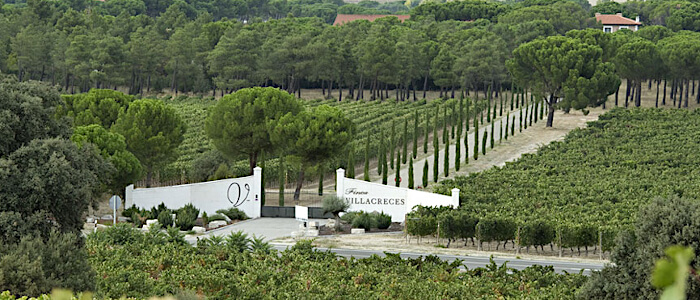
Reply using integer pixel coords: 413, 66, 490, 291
271, 244, 605, 275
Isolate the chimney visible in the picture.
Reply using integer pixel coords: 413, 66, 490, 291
635, 16, 640, 22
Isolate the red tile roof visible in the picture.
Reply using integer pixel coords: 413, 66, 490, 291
333, 14, 411, 26
595, 13, 641, 26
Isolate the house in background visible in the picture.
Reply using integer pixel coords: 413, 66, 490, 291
595, 13, 641, 33
333, 14, 410, 26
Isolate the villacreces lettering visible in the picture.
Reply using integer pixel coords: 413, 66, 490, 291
345, 197, 405, 205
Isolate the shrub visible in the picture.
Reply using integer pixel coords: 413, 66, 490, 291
340, 212, 360, 224
352, 213, 374, 231
176, 204, 199, 231
322, 195, 349, 218
375, 212, 392, 229
210, 163, 230, 181
217, 207, 248, 220
157, 210, 173, 227
207, 213, 227, 221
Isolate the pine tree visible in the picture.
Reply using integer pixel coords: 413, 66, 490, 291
278, 155, 285, 206
423, 110, 429, 154
482, 131, 487, 155
413, 110, 418, 158
395, 145, 401, 187
408, 156, 414, 189
364, 132, 370, 181
422, 160, 428, 188
474, 113, 479, 160
490, 120, 495, 149
390, 119, 395, 169
444, 136, 449, 177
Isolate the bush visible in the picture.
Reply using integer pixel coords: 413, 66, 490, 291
322, 195, 349, 218
209, 163, 230, 181
157, 210, 173, 227
217, 207, 248, 221
375, 212, 392, 229
352, 213, 374, 231
340, 212, 359, 224
207, 213, 227, 221
176, 204, 199, 231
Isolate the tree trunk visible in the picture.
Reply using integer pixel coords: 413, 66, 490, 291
678, 79, 684, 108
423, 72, 429, 99
546, 95, 555, 127
146, 166, 153, 188
294, 169, 304, 202
685, 79, 690, 108
662, 80, 667, 105
635, 79, 642, 107
656, 80, 660, 108
249, 152, 258, 175
624, 79, 631, 108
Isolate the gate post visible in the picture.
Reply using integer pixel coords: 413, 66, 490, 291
336, 168, 345, 199
253, 167, 262, 218
451, 188, 460, 208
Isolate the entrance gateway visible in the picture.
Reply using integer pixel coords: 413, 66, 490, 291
125, 167, 459, 222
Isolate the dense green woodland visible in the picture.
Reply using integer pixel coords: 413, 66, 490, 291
1, 0, 700, 103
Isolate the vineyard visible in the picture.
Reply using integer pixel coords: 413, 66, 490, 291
425, 108, 700, 253
161, 91, 524, 184
77, 225, 585, 299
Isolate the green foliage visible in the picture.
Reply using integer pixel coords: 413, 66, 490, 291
175, 204, 199, 231
375, 212, 392, 230
652, 246, 695, 300
408, 155, 414, 189
57, 89, 132, 128
351, 212, 374, 231
422, 160, 428, 188
321, 195, 349, 218
112, 98, 185, 185
216, 207, 248, 221
205, 87, 302, 174
157, 209, 173, 227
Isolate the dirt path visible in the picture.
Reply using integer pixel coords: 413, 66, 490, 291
359, 104, 602, 190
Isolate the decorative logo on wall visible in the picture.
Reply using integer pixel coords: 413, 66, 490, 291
227, 182, 250, 207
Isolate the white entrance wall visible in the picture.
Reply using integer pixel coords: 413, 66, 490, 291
125, 167, 262, 218
336, 169, 459, 222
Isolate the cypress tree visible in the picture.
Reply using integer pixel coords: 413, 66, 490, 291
465, 102, 470, 132
455, 105, 462, 171
318, 166, 323, 196
378, 130, 384, 176
534, 98, 539, 123
403, 118, 408, 164
530, 94, 536, 126
521, 90, 526, 107
278, 155, 285, 206
413, 110, 418, 158
347, 150, 355, 178
390, 119, 395, 169
499, 113, 503, 143
524, 100, 528, 130
486, 85, 492, 123
505, 111, 509, 140
433, 119, 439, 182
408, 156, 414, 189
474, 113, 479, 160
511, 115, 515, 136
515, 90, 520, 109
499, 87, 504, 116
382, 148, 388, 185
450, 103, 455, 139
492, 102, 497, 121
464, 117, 469, 165
422, 160, 428, 188
442, 107, 448, 144
490, 120, 495, 149
423, 110, 429, 154
397, 138, 402, 168
510, 87, 515, 111
482, 131, 487, 155
260, 150, 265, 206
444, 136, 449, 177
364, 132, 370, 181
395, 145, 401, 187
519, 106, 523, 132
